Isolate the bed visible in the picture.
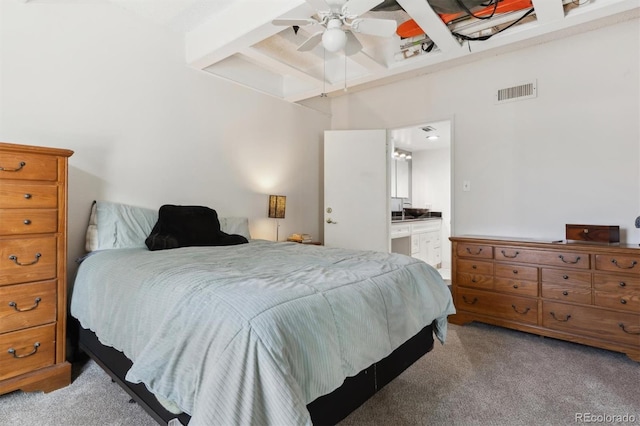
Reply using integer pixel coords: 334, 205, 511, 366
70, 201, 456, 425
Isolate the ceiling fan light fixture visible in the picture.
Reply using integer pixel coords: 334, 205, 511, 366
322, 27, 347, 52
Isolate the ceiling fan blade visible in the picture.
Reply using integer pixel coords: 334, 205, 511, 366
345, 31, 363, 56
342, 0, 384, 17
350, 18, 397, 37
272, 18, 318, 27
305, 0, 333, 12
297, 31, 324, 51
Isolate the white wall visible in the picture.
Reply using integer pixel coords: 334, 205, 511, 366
331, 17, 640, 244
0, 1, 330, 280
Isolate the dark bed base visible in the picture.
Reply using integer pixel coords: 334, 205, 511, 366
77, 323, 435, 425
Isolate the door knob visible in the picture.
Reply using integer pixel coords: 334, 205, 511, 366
326, 218, 338, 224
326, 207, 332, 213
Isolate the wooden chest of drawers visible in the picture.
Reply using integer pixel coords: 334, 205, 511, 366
0, 142, 73, 394
450, 236, 640, 361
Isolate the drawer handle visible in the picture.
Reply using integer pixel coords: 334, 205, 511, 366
558, 255, 581, 264
8, 342, 40, 358
8, 253, 41, 266
23, 219, 31, 225
511, 305, 530, 315
620, 299, 627, 305
0, 161, 26, 172
512, 269, 518, 274
24, 193, 32, 199
619, 323, 640, 335
472, 265, 477, 269
562, 291, 569, 296
611, 259, 638, 270
619, 281, 626, 287
562, 275, 569, 280
462, 296, 478, 305
501, 250, 519, 259
550, 311, 571, 322
466, 247, 483, 255
9, 297, 41, 312
512, 284, 519, 289
471, 277, 478, 283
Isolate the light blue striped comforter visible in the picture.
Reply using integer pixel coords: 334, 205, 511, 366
71, 240, 455, 425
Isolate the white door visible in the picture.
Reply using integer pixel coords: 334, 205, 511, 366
324, 129, 390, 252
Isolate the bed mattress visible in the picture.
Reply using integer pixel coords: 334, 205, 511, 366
70, 240, 455, 425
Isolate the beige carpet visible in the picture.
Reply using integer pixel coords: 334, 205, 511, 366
1, 323, 638, 425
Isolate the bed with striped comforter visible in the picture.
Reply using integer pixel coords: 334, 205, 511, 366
71, 239, 455, 425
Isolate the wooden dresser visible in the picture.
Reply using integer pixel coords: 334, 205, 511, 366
0, 142, 74, 394
450, 236, 640, 361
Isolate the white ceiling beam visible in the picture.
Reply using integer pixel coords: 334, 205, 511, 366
185, 0, 312, 69
531, 0, 564, 24
240, 47, 324, 85
396, 0, 462, 53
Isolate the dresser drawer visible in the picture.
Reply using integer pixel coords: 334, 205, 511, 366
456, 272, 493, 290
0, 323, 56, 381
456, 243, 493, 259
542, 283, 592, 305
0, 280, 56, 333
593, 274, 640, 293
495, 263, 538, 281
0, 184, 57, 209
0, 237, 57, 286
0, 209, 58, 235
495, 247, 589, 269
0, 152, 57, 182
457, 259, 493, 275
494, 277, 538, 297
456, 288, 537, 324
595, 254, 640, 276
594, 291, 640, 313
541, 268, 591, 288
542, 301, 640, 347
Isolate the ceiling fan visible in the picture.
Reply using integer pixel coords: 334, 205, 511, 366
272, 0, 398, 55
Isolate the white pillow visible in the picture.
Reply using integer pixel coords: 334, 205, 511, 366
85, 201, 251, 252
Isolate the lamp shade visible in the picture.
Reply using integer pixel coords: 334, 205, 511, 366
268, 195, 286, 219
322, 28, 347, 52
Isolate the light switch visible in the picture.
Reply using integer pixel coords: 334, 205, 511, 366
463, 180, 471, 192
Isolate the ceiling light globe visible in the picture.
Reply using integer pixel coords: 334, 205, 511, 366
322, 28, 346, 52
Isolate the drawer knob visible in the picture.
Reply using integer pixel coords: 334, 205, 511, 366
472, 265, 477, 269
512, 269, 518, 274
619, 323, 640, 335
23, 219, 31, 225
512, 284, 519, 289
8, 297, 41, 312
562, 291, 569, 296
620, 299, 627, 305
558, 255, 581, 264
611, 259, 638, 270
501, 250, 519, 259
619, 282, 626, 287
550, 311, 571, 322
7, 342, 40, 358
24, 193, 32, 199
466, 247, 483, 255
562, 275, 569, 280
0, 161, 26, 172
462, 296, 478, 305
511, 304, 530, 315
8, 252, 41, 266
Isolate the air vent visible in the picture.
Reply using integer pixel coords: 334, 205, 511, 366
420, 126, 436, 132
495, 80, 537, 104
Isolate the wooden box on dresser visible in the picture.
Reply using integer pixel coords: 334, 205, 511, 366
0, 142, 74, 394
449, 236, 640, 362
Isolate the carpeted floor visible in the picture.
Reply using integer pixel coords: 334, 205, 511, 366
1, 322, 638, 425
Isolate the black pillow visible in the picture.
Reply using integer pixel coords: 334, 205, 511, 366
145, 205, 248, 251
